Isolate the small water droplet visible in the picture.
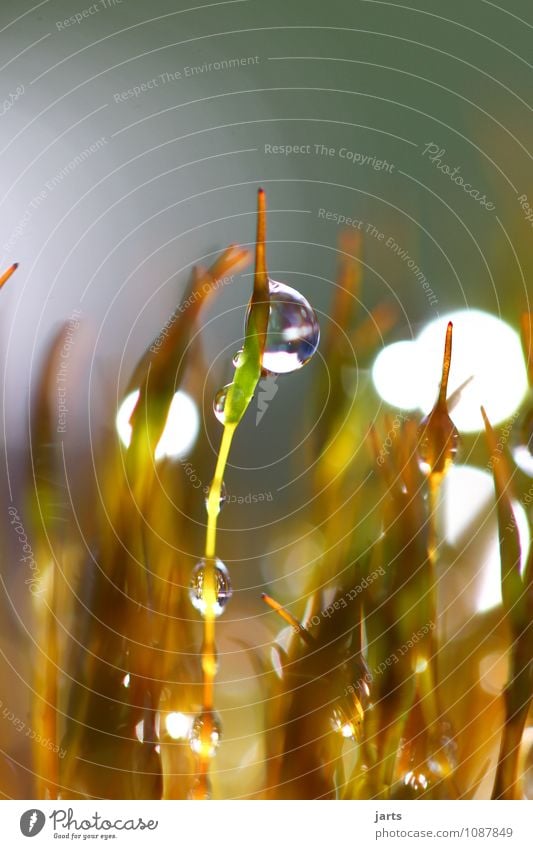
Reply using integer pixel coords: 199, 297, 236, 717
246, 279, 320, 374
233, 348, 244, 367
189, 711, 222, 759
213, 383, 245, 424
189, 558, 232, 617
203, 480, 227, 512
330, 675, 369, 742
213, 384, 230, 424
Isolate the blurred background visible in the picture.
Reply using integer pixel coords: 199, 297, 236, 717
0, 0, 532, 799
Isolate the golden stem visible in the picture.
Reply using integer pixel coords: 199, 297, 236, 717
205, 424, 235, 559
438, 321, 453, 406
419, 475, 441, 733
0, 262, 18, 289
261, 593, 315, 647
198, 423, 236, 771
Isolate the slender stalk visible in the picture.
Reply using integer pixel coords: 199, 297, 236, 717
194, 188, 269, 791
0, 262, 18, 288
437, 321, 453, 407
492, 711, 528, 800
197, 423, 236, 782
205, 424, 236, 560
35, 566, 58, 799
261, 593, 315, 647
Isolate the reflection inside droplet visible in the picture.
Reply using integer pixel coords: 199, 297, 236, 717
189, 711, 222, 759
246, 279, 320, 374
189, 558, 232, 617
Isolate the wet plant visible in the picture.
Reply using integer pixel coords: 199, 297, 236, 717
1, 199, 532, 801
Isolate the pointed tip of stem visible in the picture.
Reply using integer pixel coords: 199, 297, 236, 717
0, 262, 19, 289
253, 187, 269, 307
256, 188, 266, 247
438, 321, 454, 405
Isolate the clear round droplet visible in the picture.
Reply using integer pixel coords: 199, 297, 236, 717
189, 558, 232, 617
213, 384, 231, 424
203, 480, 227, 512
330, 676, 368, 742
246, 279, 320, 374
232, 348, 244, 368
511, 407, 533, 477
189, 711, 222, 759
213, 383, 245, 424
395, 770, 431, 798
417, 410, 459, 478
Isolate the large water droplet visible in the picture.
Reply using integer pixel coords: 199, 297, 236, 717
189, 711, 222, 759
246, 280, 320, 374
189, 558, 232, 617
